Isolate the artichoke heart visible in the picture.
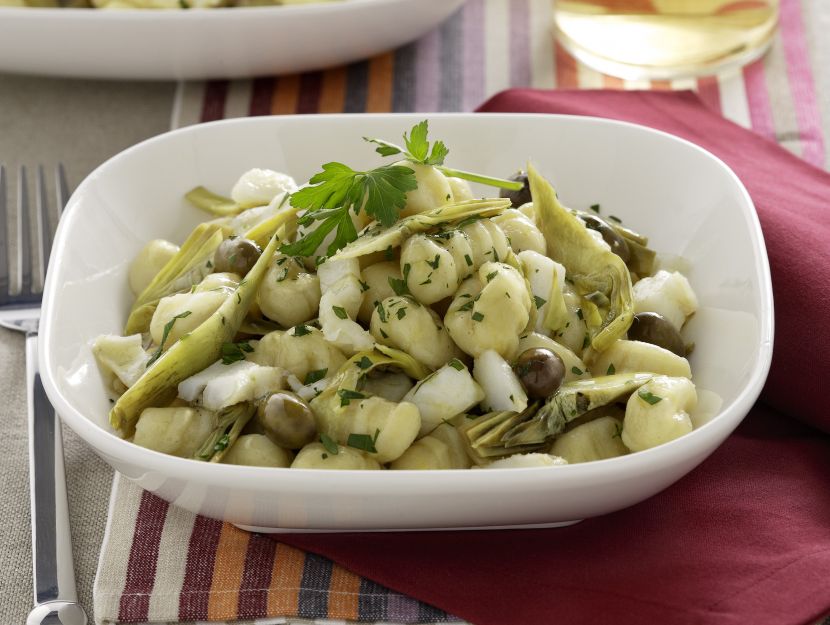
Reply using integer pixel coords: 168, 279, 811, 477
528, 164, 633, 352
110, 232, 281, 437
501, 373, 655, 448
330, 198, 510, 261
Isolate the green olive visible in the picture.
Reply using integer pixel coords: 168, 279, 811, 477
628, 312, 686, 356
513, 347, 565, 399
499, 171, 532, 208
213, 237, 261, 276
579, 214, 630, 264
256, 391, 317, 449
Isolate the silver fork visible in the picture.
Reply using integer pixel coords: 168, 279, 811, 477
0, 165, 87, 625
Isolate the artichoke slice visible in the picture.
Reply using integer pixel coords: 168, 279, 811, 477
501, 373, 655, 448
185, 186, 243, 217
193, 402, 256, 463
458, 406, 546, 464
528, 164, 633, 352
330, 198, 510, 261
110, 232, 281, 437
125, 222, 224, 335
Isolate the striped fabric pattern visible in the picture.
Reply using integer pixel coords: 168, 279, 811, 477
171, 0, 829, 170
95, 476, 463, 625
95, 1, 830, 624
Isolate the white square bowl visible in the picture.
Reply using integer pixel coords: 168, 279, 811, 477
40, 114, 773, 531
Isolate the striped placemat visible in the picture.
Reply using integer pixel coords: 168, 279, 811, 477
95, 475, 465, 625
170, 0, 829, 170
95, 1, 830, 624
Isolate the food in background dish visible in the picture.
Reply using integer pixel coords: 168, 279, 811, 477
93, 120, 704, 470
0, 0, 341, 9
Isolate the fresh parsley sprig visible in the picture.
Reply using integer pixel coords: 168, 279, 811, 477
363, 120, 523, 191
279, 162, 417, 258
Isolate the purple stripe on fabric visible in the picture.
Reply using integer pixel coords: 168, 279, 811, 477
509, 0, 532, 89
117, 491, 169, 623
743, 59, 776, 140
462, 0, 486, 111
297, 72, 323, 114
439, 6, 464, 111
249, 77, 275, 116
237, 533, 278, 619
413, 23, 441, 112
779, 0, 826, 166
200, 80, 229, 122
386, 591, 422, 624
177, 515, 224, 621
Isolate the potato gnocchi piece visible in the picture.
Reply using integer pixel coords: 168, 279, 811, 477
230, 168, 297, 209
445, 262, 532, 359
149, 272, 239, 347
252, 328, 346, 383
484, 453, 568, 469
310, 394, 421, 464
461, 219, 511, 270
396, 161, 453, 217
430, 422, 472, 468
401, 234, 459, 304
493, 210, 546, 255
622, 376, 696, 452
129, 239, 179, 296
633, 270, 698, 330
223, 434, 292, 468
403, 360, 484, 437
589, 340, 692, 379
390, 425, 470, 470
370, 296, 460, 370
292, 442, 382, 470
358, 261, 401, 323
446, 177, 474, 202
259, 255, 320, 328
133, 406, 215, 458
549, 416, 628, 463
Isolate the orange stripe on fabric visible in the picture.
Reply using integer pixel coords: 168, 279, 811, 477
602, 74, 625, 89
266, 542, 305, 616
206, 524, 250, 621
650, 79, 673, 90
319, 67, 347, 113
365, 52, 395, 113
326, 563, 362, 620
271, 74, 301, 115
554, 42, 579, 89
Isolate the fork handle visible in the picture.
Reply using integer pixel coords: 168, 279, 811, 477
27, 332, 79, 605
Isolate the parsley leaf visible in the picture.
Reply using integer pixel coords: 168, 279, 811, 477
146, 310, 191, 367
471, 311, 485, 322
356, 356, 373, 370
332, 305, 348, 319
320, 433, 339, 455
638, 389, 664, 405
346, 429, 380, 454
606, 363, 616, 375
304, 368, 328, 385
365, 120, 449, 166
448, 358, 465, 371
338, 389, 367, 407
221, 340, 254, 365
292, 324, 312, 337
533, 295, 547, 309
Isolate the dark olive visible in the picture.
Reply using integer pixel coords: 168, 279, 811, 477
213, 237, 261, 276
579, 214, 630, 264
628, 312, 685, 356
257, 391, 317, 449
499, 171, 532, 208
513, 347, 566, 399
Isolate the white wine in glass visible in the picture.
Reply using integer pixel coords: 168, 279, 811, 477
553, 0, 779, 80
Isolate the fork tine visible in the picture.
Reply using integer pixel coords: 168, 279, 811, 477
56, 164, 69, 213
18, 166, 32, 296
0, 166, 8, 297
35, 166, 51, 283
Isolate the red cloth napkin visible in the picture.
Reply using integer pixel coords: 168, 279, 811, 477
279, 91, 830, 625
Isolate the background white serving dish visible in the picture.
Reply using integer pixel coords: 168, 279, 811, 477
40, 113, 773, 531
0, 0, 465, 80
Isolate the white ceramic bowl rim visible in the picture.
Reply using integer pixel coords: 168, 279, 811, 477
40, 113, 774, 492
